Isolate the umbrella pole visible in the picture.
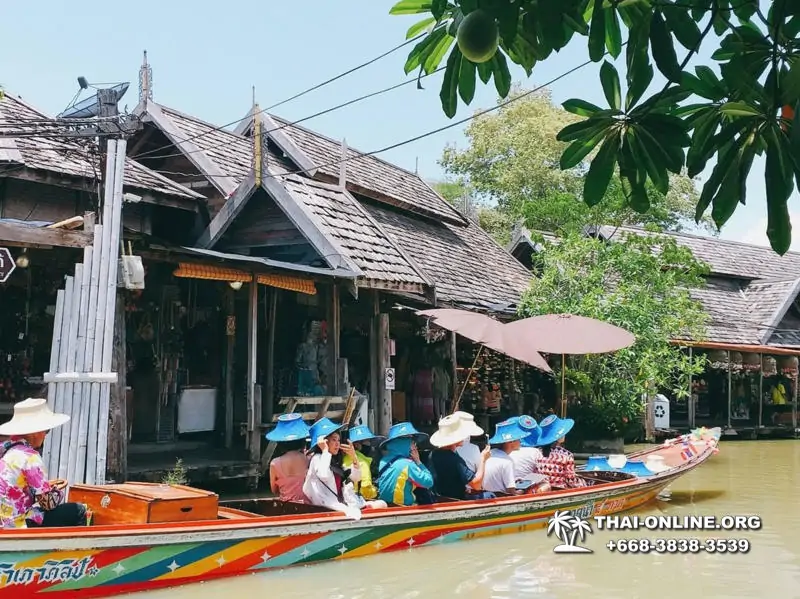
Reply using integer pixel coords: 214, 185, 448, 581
452, 345, 484, 414
561, 353, 566, 418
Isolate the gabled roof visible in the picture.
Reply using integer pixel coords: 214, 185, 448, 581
135, 100, 532, 308
0, 93, 203, 203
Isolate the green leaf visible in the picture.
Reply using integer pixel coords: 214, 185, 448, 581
556, 117, 615, 142
626, 64, 653, 110
783, 58, 800, 106
686, 110, 721, 177
604, 7, 622, 58
460, 0, 477, 14
496, 1, 520, 45
662, 3, 702, 51
390, 0, 432, 15
458, 57, 477, 104
404, 27, 447, 74
406, 17, 436, 39
423, 32, 454, 74
439, 46, 462, 118
630, 125, 669, 195
583, 132, 621, 206
431, 0, 447, 21
477, 61, 493, 84
719, 102, 762, 118
560, 128, 609, 169
710, 160, 742, 229
600, 60, 622, 110
650, 10, 683, 82
680, 72, 723, 101
562, 98, 604, 117
619, 138, 650, 213
765, 126, 794, 254
491, 52, 512, 98
636, 123, 686, 175
589, 0, 607, 62
695, 141, 736, 223
732, 0, 758, 21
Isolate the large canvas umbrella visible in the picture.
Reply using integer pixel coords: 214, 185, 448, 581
417, 308, 552, 412
503, 314, 636, 417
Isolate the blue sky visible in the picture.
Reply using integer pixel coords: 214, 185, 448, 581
2, 0, 796, 249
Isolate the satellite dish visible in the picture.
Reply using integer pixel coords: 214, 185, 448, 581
58, 82, 130, 119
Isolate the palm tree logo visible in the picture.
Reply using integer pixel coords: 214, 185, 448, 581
547, 510, 593, 553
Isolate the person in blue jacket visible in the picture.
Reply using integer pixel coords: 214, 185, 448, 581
376, 422, 434, 507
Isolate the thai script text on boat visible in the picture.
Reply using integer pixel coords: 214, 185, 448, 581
0, 557, 99, 586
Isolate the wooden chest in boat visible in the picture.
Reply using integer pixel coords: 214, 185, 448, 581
69, 482, 219, 525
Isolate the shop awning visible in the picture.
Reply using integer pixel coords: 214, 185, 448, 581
173, 262, 318, 295
178, 246, 359, 279
672, 339, 800, 357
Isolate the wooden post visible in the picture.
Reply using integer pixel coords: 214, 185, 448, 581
224, 288, 236, 449
328, 284, 341, 395
757, 352, 763, 432
378, 312, 392, 435
727, 350, 732, 429
264, 288, 277, 426
369, 291, 379, 423
793, 368, 798, 435
450, 331, 458, 410
106, 293, 127, 482
247, 276, 260, 468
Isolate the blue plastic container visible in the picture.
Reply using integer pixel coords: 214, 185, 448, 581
618, 461, 654, 476
584, 455, 612, 471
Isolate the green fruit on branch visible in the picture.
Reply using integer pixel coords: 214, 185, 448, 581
456, 10, 499, 64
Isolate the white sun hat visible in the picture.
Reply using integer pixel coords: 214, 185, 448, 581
451, 410, 484, 437
0, 398, 70, 436
431, 414, 479, 448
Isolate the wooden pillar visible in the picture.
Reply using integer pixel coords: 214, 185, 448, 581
757, 353, 763, 431
377, 312, 392, 435
368, 291, 379, 427
106, 292, 127, 483
688, 347, 695, 429
727, 350, 732, 429
264, 288, 277, 425
450, 331, 458, 410
327, 284, 341, 396
246, 276, 260, 465
223, 288, 235, 449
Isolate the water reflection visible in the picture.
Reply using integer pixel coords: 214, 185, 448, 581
141, 441, 800, 599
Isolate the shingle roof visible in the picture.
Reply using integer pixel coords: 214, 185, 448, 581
268, 116, 467, 225
0, 94, 203, 201
280, 176, 428, 287
597, 225, 800, 280
364, 201, 532, 310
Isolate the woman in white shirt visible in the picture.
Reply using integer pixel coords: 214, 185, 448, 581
303, 417, 386, 520
452, 410, 483, 470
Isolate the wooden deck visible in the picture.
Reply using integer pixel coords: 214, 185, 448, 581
127, 442, 258, 484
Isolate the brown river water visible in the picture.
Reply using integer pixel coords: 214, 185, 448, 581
141, 440, 800, 599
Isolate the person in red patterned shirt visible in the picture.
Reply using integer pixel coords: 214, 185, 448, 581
532, 415, 589, 490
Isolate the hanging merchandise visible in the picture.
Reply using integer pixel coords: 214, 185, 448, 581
729, 352, 743, 374
762, 356, 778, 377
778, 356, 799, 378
741, 353, 761, 373
708, 350, 729, 370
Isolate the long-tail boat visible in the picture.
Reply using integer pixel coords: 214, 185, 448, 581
0, 427, 720, 598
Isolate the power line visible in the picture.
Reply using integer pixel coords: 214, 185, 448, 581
130, 33, 426, 162
133, 66, 446, 163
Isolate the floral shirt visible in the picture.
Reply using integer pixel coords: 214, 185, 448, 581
0, 440, 59, 528
535, 446, 590, 489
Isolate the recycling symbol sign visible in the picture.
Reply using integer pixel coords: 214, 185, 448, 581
654, 404, 666, 418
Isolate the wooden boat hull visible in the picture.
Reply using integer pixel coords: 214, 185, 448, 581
0, 428, 720, 598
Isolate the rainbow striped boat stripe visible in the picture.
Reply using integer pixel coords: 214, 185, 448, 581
0, 483, 663, 598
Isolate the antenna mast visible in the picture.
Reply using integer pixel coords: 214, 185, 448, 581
139, 50, 153, 104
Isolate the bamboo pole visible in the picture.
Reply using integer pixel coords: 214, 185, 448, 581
96, 139, 127, 484
727, 350, 732, 429
42, 289, 65, 472
758, 353, 763, 431
58, 262, 84, 480
688, 347, 695, 429
49, 275, 73, 475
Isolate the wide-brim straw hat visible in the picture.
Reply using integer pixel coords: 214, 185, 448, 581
431, 414, 478, 448
451, 410, 484, 437
0, 398, 70, 436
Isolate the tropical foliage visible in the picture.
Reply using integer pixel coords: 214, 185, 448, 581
390, 0, 800, 254
519, 231, 708, 438
436, 87, 711, 239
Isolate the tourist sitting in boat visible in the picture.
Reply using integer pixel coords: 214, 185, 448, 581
376, 422, 435, 506
532, 415, 588, 489
303, 417, 387, 520
482, 418, 536, 495
507, 416, 550, 493
0, 398, 89, 528
343, 424, 379, 501
266, 413, 311, 504
452, 410, 482, 471
428, 413, 493, 500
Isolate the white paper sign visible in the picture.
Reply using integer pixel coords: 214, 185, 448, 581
384, 367, 396, 391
